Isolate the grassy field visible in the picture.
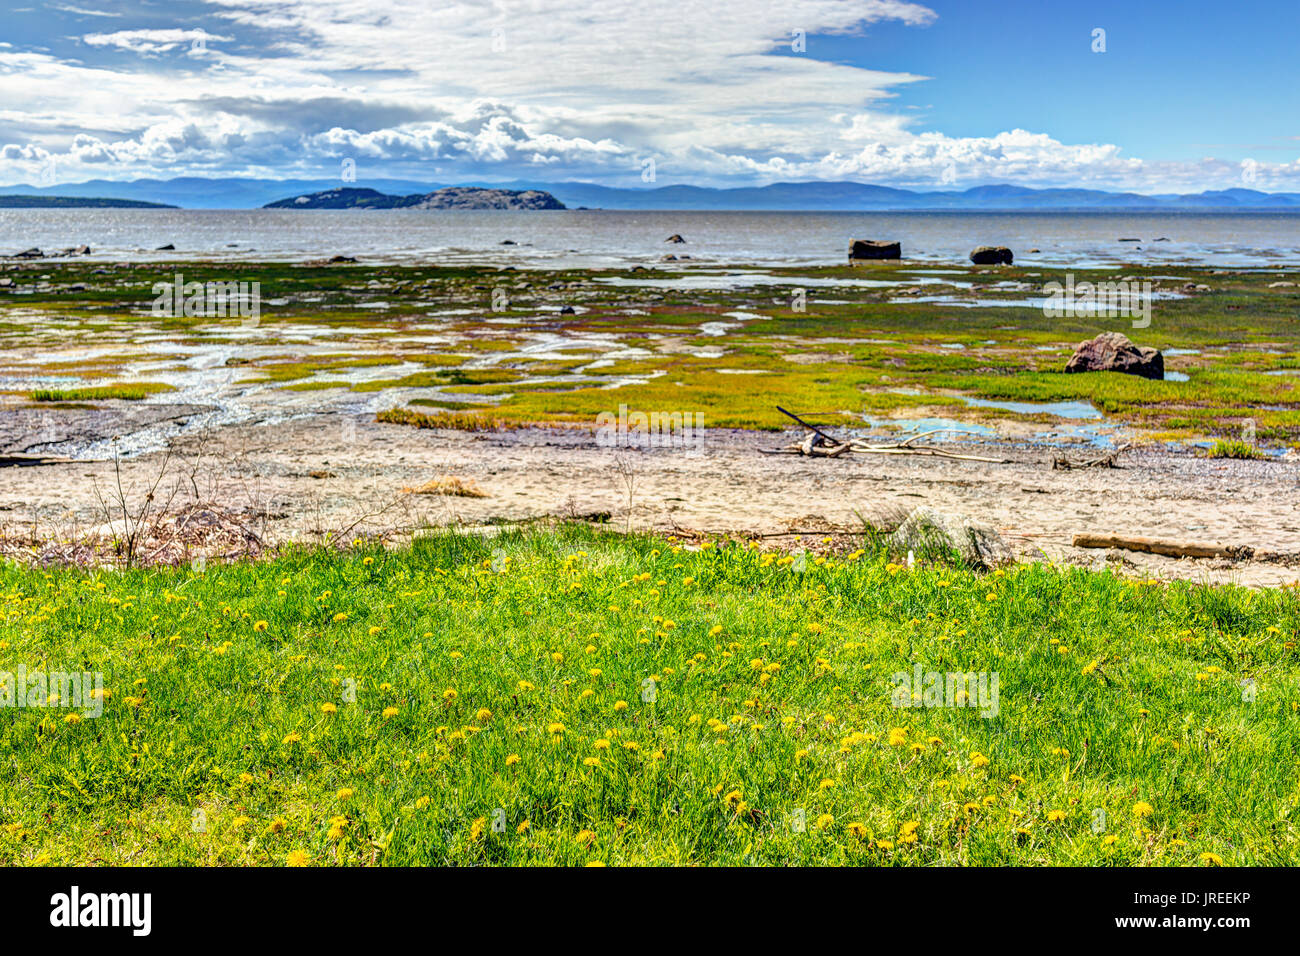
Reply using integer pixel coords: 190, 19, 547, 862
2, 525, 1297, 866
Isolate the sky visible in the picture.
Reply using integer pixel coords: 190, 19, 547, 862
0, 0, 1297, 192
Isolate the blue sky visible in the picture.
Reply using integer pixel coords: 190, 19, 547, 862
0, 0, 1296, 191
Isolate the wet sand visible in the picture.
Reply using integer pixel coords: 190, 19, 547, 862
2, 411, 1296, 587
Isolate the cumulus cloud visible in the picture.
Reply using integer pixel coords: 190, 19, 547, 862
0, 0, 1295, 191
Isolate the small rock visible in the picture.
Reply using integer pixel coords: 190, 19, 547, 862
665, 234, 686, 243
889, 507, 1014, 570
13, 248, 42, 259
969, 245, 1013, 265
155, 243, 175, 251
1065, 331, 1164, 380
848, 239, 901, 261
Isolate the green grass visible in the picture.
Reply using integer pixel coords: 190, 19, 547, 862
29, 382, 174, 402
2, 525, 1297, 866
1206, 439, 1267, 460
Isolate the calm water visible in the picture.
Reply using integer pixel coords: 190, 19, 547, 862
2, 208, 1299, 269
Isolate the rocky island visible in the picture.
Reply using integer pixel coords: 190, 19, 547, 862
263, 186, 566, 210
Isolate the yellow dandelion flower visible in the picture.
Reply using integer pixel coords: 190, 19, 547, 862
285, 849, 310, 867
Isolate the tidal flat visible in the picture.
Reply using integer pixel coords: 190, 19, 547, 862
0, 257, 1296, 585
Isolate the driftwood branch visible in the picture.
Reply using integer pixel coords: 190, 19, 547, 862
1054, 446, 1129, 470
766, 407, 1010, 463
1073, 533, 1249, 559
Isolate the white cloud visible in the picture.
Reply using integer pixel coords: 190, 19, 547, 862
82, 28, 233, 55
0, 0, 1295, 192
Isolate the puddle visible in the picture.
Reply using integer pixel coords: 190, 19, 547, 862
1164, 371, 1190, 382
960, 396, 1103, 420
595, 272, 971, 292
860, 415, 995, 440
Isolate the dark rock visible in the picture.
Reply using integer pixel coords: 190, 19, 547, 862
1118, 238, 1140, 242
665, 234, 686, 243
328, 255, 357, 263
559, 305, 576, 315
970, 245, 1013, 265
848, 239, 901, 260
500, 239, 516, 245
13, 248, 42, 259
1064, 332, 1164, 380
155, 244, 175, 251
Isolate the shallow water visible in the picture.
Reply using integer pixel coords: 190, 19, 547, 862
959, 396, 1103, 420
4, 208, 1299, 269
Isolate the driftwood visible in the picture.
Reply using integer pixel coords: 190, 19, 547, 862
0, 454, 75, 467
1053, 446, 1128, 470
1073, 533, 1250, 560
763, 406, 1011, 463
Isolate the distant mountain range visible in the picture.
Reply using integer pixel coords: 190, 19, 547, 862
2, 177, 1299, 211
263, 186, 565, 210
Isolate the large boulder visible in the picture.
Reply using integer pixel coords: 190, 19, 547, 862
970, 245, 1013, 265
1064, 331, 1164, 380
889, 507, 1014, 570
849, 239, 901, 261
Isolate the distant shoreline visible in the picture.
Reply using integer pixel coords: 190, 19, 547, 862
0, 196, 176, 209
5, 203, 1300, 214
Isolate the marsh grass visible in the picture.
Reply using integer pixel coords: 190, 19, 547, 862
1206, 439, 1267, 460
30, 382, 174, 402
1, 525, 1296, 866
